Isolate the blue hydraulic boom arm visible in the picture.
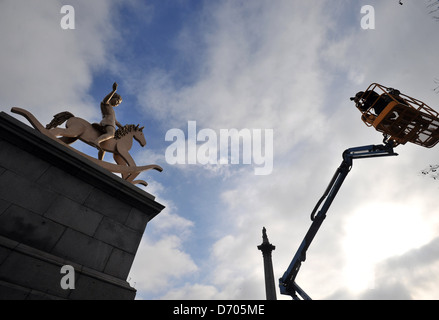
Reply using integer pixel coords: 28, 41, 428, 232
279, 143, 397, 300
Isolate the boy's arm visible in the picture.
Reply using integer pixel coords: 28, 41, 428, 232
102, 82, 118, 104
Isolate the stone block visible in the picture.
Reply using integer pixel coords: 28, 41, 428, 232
103, 248, 135, 279
0, 236, 135, 300
0, 170, 57, 215
44, 196, 103, 237
0, 281, 32, 300
51, 228, 113, 272
0, 198, 10, 215
0, 250, 70, 299
125, 207, 152, 232
36, 165, 94, 204
69, 269, 135, 300
93, 217, 142, 254
84, 188, 131, 224
0, 204, 65, 252
0, 245, 12, 265
26, 290, 65, 300
0, 140, 51, 182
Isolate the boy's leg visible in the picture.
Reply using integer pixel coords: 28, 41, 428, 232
92, 126, 116, 149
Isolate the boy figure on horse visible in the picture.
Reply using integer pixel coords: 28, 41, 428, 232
92, 82, 123, 149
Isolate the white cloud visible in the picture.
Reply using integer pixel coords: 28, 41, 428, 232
0, 0, 118, 122
129, 235, 198, 294
160, 283, 219, 300
134, 0, 439, 300
129, 0, 338, 299
128, 169, 198, 298
136, 1, 331, 154
342, 202, 434, 294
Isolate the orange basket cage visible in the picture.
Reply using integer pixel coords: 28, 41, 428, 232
355, 83, 439, 148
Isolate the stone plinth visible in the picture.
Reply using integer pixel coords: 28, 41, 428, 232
0, 112, 165, 299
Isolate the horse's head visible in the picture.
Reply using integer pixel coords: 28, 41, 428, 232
133, 125, 146, 147
115, 124, 146, 148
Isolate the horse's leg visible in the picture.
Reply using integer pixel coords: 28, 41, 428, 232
116, 145, 137, 167
58, 137, 78, 145
113, 153, 130, 180
49, 127, 70, 137
126, 172, 142, 183
98, 150, 106, 161
114, 147, 138, 182
119, 153, 136, 172
50, 124, 83, 138
114, 151, 151, 186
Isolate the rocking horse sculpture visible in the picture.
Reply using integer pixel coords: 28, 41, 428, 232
11, 82, 162, 186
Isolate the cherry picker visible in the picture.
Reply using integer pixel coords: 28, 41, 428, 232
279, 83, 439, 299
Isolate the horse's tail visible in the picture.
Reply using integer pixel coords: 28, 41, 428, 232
46, 111, 74, 129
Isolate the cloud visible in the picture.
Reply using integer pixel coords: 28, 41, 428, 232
135, 1, 331, 153
128, 0, 357, 300
0, 0, 118, 122
128, 167, 199, 298
357, 236, 439, 300
129, 235, 198, 295
140, 0, 439, 300
341, 201, 434, 295
160, 284, 219, 300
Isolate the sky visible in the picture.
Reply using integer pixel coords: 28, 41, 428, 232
1, 0, 439, 300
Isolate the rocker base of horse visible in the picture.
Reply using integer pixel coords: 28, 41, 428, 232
11, 107, 162, 187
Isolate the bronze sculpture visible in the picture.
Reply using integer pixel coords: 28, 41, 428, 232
11, 82, 162, 186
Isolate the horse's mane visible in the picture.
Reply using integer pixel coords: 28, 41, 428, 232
115, 124, 142, 139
